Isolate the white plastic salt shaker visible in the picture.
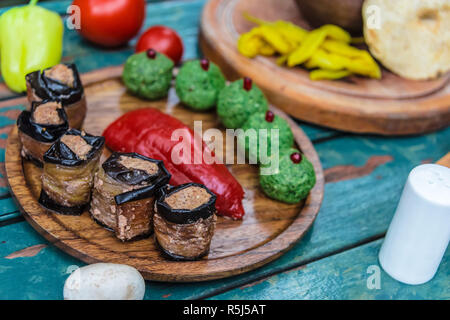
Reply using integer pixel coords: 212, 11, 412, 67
379, 164, 450, 285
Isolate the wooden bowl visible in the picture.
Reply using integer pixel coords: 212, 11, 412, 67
199, 0, 450, 135
294, 0, 364, 34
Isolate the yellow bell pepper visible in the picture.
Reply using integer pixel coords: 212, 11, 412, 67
0, 0, 63, 92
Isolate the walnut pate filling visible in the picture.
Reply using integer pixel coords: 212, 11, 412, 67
32, 102, 64, 125
44, 64, 75, 87
60, 134, 92, 159
118, 156, 159, 175
165, 186, 211, 211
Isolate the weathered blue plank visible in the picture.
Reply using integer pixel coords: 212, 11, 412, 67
0, 211, 21, 223
0, 222, 78, 299
294, 119, 339, 142
0, 0, 447, 300
148, 127, 448, 299
0, 198, 18, 216
0, 189, 20, 223
0, 126, 448, 299
11, 0, 203, 62
60, 0, 204, 58
150, 126, 449, 299
0, 104, 25, 196
210, 239, 450, 300
0, 221, 187, 300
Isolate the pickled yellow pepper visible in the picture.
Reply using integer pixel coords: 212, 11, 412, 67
237, 29, 264, 58
304, 49, 349, 71
287, 28, 327, 67
237, 14, 381, 81
310, 69, 351, 80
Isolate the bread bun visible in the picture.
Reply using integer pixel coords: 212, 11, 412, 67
363, 0, 450, 80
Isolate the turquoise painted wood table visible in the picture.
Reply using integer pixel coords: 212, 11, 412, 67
0, 0, 449, 300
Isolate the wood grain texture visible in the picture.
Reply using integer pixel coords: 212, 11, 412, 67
0, 104, 26, 198
0, 0, 448, 299
0, 221, 81, 300
199, 0, 450, 135
1, 128, 448, 299
5, 66, 324, 282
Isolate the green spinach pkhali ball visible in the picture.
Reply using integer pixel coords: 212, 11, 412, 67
122, 49, 174, 100
175, 59, 226, 110
238, 110, 294, 164
260, 148, 316, 203
217, 77, 268, 129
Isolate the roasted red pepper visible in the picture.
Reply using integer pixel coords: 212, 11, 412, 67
103, 108, 245, 219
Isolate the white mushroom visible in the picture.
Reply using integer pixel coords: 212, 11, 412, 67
63, 263, 145, 300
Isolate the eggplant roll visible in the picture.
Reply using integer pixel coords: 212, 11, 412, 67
25, 64, 86, 129
17, 100, 69, 166
154, 183, 217, 260
90, 152, 171, 241
39, 129, 104, 215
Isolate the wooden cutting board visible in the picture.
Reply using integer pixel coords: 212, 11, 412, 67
5, 65, 324, 282
199, 0, 450, 135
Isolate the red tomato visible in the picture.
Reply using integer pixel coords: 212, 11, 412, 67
72, 0, 146, 47
136, 26, 184, 64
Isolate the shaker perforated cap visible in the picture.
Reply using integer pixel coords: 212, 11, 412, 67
379, 164, 450, 285
408, 164, 450, 206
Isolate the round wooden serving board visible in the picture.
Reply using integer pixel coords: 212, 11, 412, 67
199, 0, 450, 135
5, 66, 324, 282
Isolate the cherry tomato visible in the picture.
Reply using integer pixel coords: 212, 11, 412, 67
72, 0, 146, 47
136, 26, 184, 64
